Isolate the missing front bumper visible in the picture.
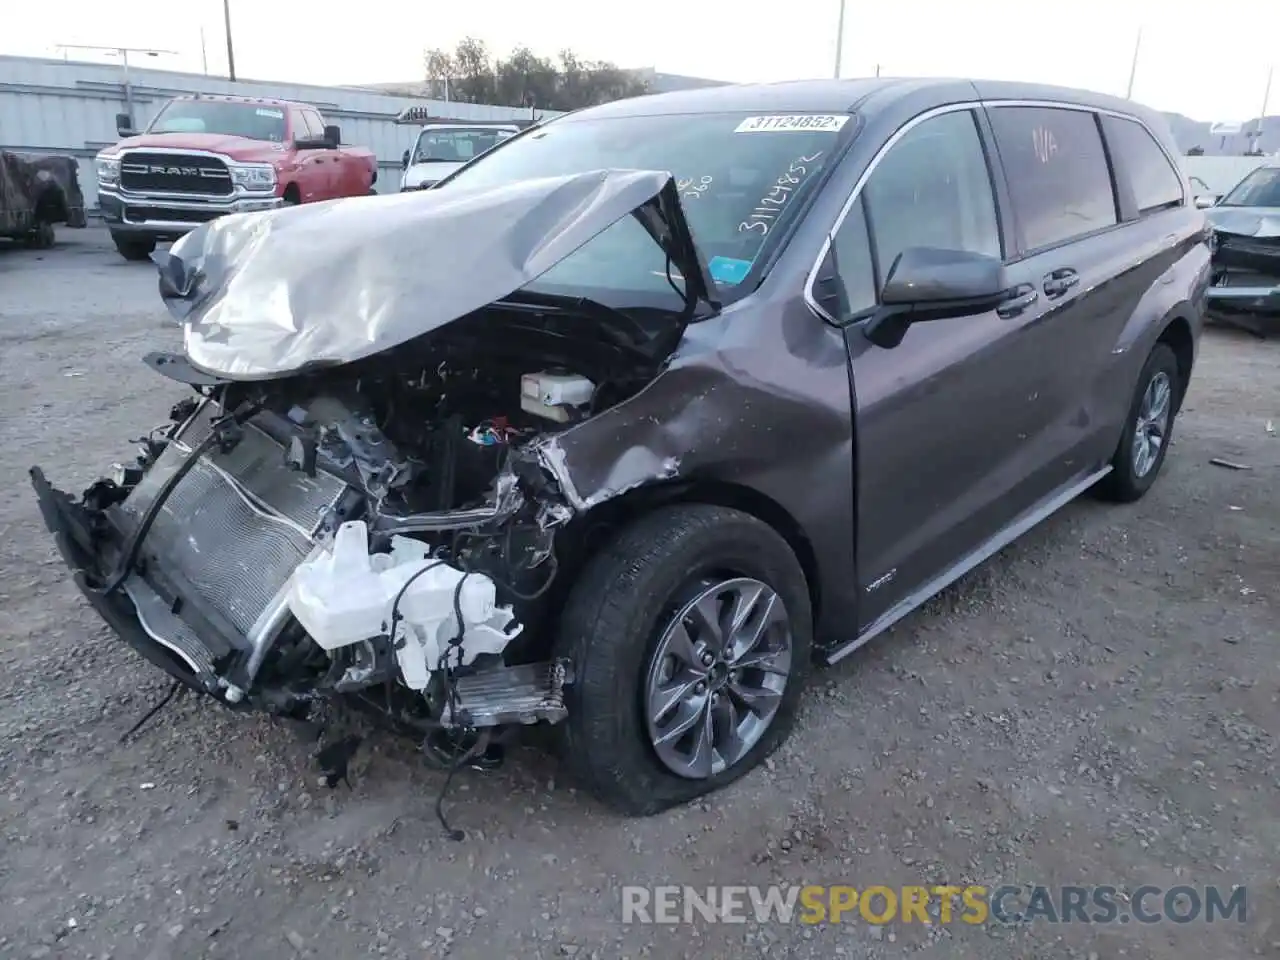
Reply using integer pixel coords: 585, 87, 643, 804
1205, 284, 1280, 337
30, 465, 570, 729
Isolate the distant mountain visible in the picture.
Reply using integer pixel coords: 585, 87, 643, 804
1161, 112, 1280, 157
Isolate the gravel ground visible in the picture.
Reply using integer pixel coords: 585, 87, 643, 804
1, 228, 1277, 960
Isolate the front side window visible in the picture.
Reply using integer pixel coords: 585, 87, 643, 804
1219, 166, 1280, 207
823, 109, 1000, 321
862, 109, 1001, 280
148, 101, 287, 142
1102, 115, 1183, 215
988, 106, 1117, 251
413, 128, 512, 164
444, 111, 853, 305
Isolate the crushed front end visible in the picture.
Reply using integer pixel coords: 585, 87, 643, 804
31, 372, 580, 734
1205, 204, 1280, 338
31, 167, 712, 750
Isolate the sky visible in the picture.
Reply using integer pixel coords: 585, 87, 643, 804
4, 0, 1278, 122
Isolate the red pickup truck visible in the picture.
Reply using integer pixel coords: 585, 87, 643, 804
95, 94, 378, 261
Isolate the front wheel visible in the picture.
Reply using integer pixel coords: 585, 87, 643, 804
1096, 342, 1181, 502
112, 233, 156, 262
554, 504, 813, 815
24, 220, 55, 249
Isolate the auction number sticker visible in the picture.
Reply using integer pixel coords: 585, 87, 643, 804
256, 108, 284, 118
734, 114, 849, 133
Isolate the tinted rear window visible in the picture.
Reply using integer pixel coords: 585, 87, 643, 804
989, 106, 1118, 252
1102, 115, 1183, 214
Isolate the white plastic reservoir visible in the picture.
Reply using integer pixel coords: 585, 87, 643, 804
286, 521, 521, 689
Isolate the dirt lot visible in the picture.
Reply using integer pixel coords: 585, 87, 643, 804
0, 228, 1276, 960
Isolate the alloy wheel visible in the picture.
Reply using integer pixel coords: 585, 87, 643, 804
644, 577, 793, 780
1132, 370, 1172, 478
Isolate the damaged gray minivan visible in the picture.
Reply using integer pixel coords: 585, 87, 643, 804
32, 78, 1209, 815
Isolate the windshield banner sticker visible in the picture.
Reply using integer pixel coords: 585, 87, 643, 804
708, 256, 754, 285
734, 115, 849, 134
256, 108, 284, 119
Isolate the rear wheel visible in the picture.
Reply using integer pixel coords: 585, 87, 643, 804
112, 233, 156, 262
1096, 342, 1181, 502
553, 504, 812, 815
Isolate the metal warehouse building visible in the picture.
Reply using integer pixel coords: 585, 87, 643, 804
0, 54, 559, 210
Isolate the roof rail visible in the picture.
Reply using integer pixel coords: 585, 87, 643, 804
393, 104, 541, 128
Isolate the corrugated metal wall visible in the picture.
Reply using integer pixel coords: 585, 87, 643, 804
0, 54, 561, 209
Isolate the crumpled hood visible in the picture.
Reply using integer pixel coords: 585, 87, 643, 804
155, 168, 680, 380
402, 161, 464, 189
1205, 207, 1280, 239
104, 132, 286, 162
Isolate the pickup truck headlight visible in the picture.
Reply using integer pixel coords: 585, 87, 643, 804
230, 163, 277, 191
96, 157, 120, 186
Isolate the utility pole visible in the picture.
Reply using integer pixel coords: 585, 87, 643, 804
1125, 26, 1142, 99
53, 44, 176, 129
1250, 65, 1274, 155
200, 27, 209, 75
223, 0, 237, 81
833, 0, 846, 79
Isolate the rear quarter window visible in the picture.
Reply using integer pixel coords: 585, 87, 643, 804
1102, 115, 1184, 215
988, 106, 1118, 252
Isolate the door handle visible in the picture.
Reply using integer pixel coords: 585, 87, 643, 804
996, 284, 1039, 318
1042, 268, 1080, 298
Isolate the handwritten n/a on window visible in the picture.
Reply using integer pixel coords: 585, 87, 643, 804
1032, 125, 1058, 164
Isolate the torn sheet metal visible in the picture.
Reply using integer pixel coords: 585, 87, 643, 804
155, 169, 679, 381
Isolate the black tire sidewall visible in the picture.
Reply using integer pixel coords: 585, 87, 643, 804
112, 234, 156, 261
1108, 343, 1180, 500
554, 504, 813, 815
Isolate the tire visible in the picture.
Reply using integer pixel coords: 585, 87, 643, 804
1095, 342, 1181, 503
24, 221, 55, 250
553, 503, 813, 815
112, 234, 156, 262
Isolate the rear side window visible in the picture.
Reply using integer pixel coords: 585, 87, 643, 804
989, 106, 1118, 252
1102, 115, 1183, 214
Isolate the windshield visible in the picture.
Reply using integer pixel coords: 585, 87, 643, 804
413, 128, 515, 164
444, 111, 852, 306
148, 101, 287, 142
1219, 166, 1280, 207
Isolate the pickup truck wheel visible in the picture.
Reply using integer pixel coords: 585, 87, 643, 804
112, 234, 156, 262
282, 186, 300, 206
553, 503, 812, 815
1096, 343, 1181, 503
25, 221, 55, 250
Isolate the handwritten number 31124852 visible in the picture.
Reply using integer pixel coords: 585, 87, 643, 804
738, 152, 823, 236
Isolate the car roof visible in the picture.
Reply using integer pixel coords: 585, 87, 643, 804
173, 94, 297, 108
563, 77, 1168, 129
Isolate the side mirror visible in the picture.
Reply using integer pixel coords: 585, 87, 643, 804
323, 124, 341, 148
1194, 194, 1219, 209
401, 149, 410, 169
115, 113, 135, 138
864, 247, 1011, 349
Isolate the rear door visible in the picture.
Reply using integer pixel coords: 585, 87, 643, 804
825, 107, 1075, 629
980, 104, 1158, 481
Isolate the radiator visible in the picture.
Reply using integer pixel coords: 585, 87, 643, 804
113, 402, 348, 642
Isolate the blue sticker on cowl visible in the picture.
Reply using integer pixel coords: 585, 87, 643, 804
708, 256, 753, 285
